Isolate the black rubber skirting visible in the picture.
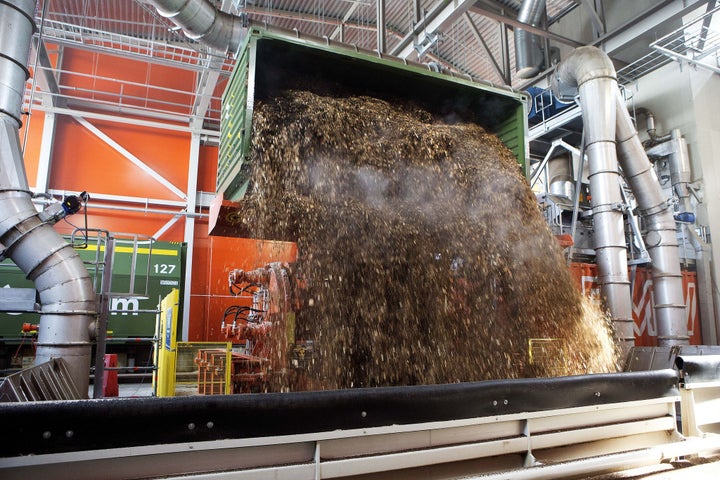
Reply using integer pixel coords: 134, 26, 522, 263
676, 355, 720, 385
0, 369, 679, 457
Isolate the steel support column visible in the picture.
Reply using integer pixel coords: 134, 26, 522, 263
181, 133, 201, 341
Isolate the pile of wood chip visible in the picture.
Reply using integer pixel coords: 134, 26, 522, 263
242, 89, 618, 390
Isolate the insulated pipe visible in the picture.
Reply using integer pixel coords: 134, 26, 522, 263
514, 0, 546, 79
616, 92, 688, 346
556, 46, 634, 353
548, 153, 574, 199
147, 0, 246, 54
667, 129, 693, 216
684, 226, 718, 344
0, 0, 96, 394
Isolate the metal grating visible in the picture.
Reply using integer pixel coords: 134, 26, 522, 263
650, 4, 720, 75
0, 358, 82, 402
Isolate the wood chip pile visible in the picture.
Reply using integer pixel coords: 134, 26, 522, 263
241, 89, 618, 390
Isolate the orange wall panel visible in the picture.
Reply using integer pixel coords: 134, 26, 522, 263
19, 46, 265, 345
60, 48, 196, 114
18, 111, 45, 186
198, 145, 218, 193
50, 117, 190, 200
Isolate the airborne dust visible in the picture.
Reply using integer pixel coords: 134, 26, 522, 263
241, 89, 619, 390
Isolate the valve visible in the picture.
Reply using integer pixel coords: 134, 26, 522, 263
62, 191, 89, 216
38, 191, 89, 225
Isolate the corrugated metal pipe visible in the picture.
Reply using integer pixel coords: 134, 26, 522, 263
514, 0, 546, 79
555, 46, 634, 354
0, 0, 96, 395
615, 92, 688, 346
147, 0, 246, 54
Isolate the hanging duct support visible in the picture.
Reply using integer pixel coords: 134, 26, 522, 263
515, 0, 546, 79
555, 46, 688, 350
0, 0, 97, 395
147, 0, 247, 55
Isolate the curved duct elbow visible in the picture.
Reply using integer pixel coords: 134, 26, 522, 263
148, 0, 246, 54
514, 0, 546, 79
0, 0, 97, 395
556, 46, 615, 90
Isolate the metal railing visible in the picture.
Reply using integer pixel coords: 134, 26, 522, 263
650, 4, 720, 75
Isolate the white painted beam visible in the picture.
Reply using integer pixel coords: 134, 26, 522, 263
392, 0, 477, 59
181, 133, 201, 342
34, 112, 57, 194
32, 104, 220, 137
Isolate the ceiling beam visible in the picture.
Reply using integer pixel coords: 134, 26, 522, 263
329, 1, 363, 40
391, 0, 477, 59
463, 13, 506, 84
594, 0, 714, 53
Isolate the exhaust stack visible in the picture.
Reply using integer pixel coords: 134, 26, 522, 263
0, 0, 96, 395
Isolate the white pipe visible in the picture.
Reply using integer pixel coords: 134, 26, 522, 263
615, 92, 688, 346
685, 225, 718, 344
0, 0, 96, 395
555, 46, 634, 353
668, 129, 693, 216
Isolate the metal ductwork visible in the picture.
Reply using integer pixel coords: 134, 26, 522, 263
555, 46, 634, 354
0, 0, 96, 395
515, 0, 546, 79
147, 0, 246, 54
615, 93, 688, 346
548, 153, 574, 200
555, 46, 688, 351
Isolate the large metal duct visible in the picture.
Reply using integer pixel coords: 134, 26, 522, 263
556, 46, 634, 354
0, 0, 96, 395
146, 0, 246, 54
615, 93, 688, 346
515, 0, 546, 79
548, 153, 574, 200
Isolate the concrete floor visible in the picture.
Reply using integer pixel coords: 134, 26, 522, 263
594, 455, 720, 479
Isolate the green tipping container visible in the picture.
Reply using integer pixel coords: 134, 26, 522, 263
218, 27, 528, 202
